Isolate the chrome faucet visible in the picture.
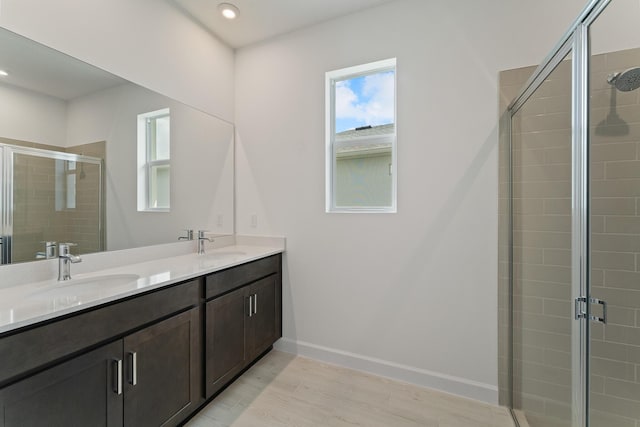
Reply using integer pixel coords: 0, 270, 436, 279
178, 229, 194, 241
44, 241, 57, 259
197, 230, 214, 255
58, 243, 82, 281
36, 241, 57, 259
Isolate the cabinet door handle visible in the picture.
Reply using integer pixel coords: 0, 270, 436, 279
128, 352, 137, 386
254, 293, 258, 314
248, 295, 253, 318
113, 359, 123, 395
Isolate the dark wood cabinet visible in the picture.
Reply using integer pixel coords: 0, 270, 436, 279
0, 340, 123, 427
204, 255, 282, 398
0, 254, 282, 426
246, 275, 278, 361
123, 308, 200, 427
0, 308, 201, 427
205, 287, 247, 396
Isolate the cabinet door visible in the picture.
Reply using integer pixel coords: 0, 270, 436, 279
0, 340, 123, 427
123, 308, 199, 427
247, 275, 278, 361
205, 287, 247, 397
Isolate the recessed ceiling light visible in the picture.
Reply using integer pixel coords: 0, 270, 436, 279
218, 3, 239, 20
0, 70, 8, 77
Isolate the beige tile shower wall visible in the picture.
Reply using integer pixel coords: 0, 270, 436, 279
501, 46, 640, 427
11, 154, 60, 263
500, 59, 574, 427
5, 140, 105, 262
589, 47, 640, 427
66, 141, 106, 254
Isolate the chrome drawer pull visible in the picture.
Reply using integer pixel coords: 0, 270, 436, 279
129, 352, 137, 386
113, 359, 123, 395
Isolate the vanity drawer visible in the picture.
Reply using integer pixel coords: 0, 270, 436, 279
205, 254, 280, 300
0, 278, 201, 387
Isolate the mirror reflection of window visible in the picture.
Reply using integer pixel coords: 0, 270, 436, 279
55, 160, 77, 211
137, 108, 170, 211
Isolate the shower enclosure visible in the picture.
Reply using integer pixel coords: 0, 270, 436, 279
500, 0, 640, 426
0, 143, 104, 264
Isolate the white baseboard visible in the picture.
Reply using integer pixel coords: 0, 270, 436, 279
274, 338, 499, 405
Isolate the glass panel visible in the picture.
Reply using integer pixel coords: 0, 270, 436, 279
511, 52, 573, 427
589, 3, 640, 426
13, 153, 58, 263
0, 146, 4, 265
149, 115, 170, 161
149, 164, 170, 209
335, 145, 392, 207
334, 71, 395, 133
12, 152, 103, 263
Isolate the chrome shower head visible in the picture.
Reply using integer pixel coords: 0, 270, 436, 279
607, 67, 640, 92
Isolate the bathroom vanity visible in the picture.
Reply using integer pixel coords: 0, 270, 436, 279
0, 245, 283, 427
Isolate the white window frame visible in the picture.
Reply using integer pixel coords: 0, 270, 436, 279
137, 108, 170, 212
325, 58, 397, 213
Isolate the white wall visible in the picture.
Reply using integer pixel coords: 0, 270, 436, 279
0, 83, 67, 146
0, 0, 235, 122
235, 0, 587, 403
67, 83, 234, 250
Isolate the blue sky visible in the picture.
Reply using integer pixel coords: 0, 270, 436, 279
335, 71, 395, 133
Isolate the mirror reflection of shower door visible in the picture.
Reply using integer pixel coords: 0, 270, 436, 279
0, 145, 7, 264
3, 146, 103, 264
511, 50, 576, 427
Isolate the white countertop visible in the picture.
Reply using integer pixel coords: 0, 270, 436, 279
0, 242, 284, 335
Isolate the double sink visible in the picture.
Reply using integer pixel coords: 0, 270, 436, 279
0, 249, 249, 331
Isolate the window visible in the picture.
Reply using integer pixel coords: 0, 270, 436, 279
325, 58, 396, 213
137, 108, 170, 211
55, 160, 77, 211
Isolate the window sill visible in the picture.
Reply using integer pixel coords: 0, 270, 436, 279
138, 208, 170, 213
326, 207, 396, 214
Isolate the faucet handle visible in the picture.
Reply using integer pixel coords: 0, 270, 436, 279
179, 229, 194, 241
40, 241, 57, 259
198, 230, 215, 241
58, 242, 77, 256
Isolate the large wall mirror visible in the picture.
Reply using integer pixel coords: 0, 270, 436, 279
0, 27, 234, 265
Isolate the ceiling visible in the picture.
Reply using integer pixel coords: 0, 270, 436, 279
172, 0, 397, 48
0, 1, 397, 100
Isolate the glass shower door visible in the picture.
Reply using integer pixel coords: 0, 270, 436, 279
511, 51, 576, 427
0, 145, 7, 264
2, 146, 104, 264
588, 2, 640, 425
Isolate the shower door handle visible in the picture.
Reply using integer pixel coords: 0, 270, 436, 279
575, 297, 607, 324
0, 236, 6, 265
589, 298, 607, 324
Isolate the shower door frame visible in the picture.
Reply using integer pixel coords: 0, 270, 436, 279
506, 0, 612, 426
0, 143, 104, 265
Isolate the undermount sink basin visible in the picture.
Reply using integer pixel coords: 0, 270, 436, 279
32, 274, 141, 300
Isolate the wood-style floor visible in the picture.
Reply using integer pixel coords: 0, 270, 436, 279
185, 351, 514, 427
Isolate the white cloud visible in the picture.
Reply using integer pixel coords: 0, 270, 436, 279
335, 72, 394, 128
335, 81, 359, 119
